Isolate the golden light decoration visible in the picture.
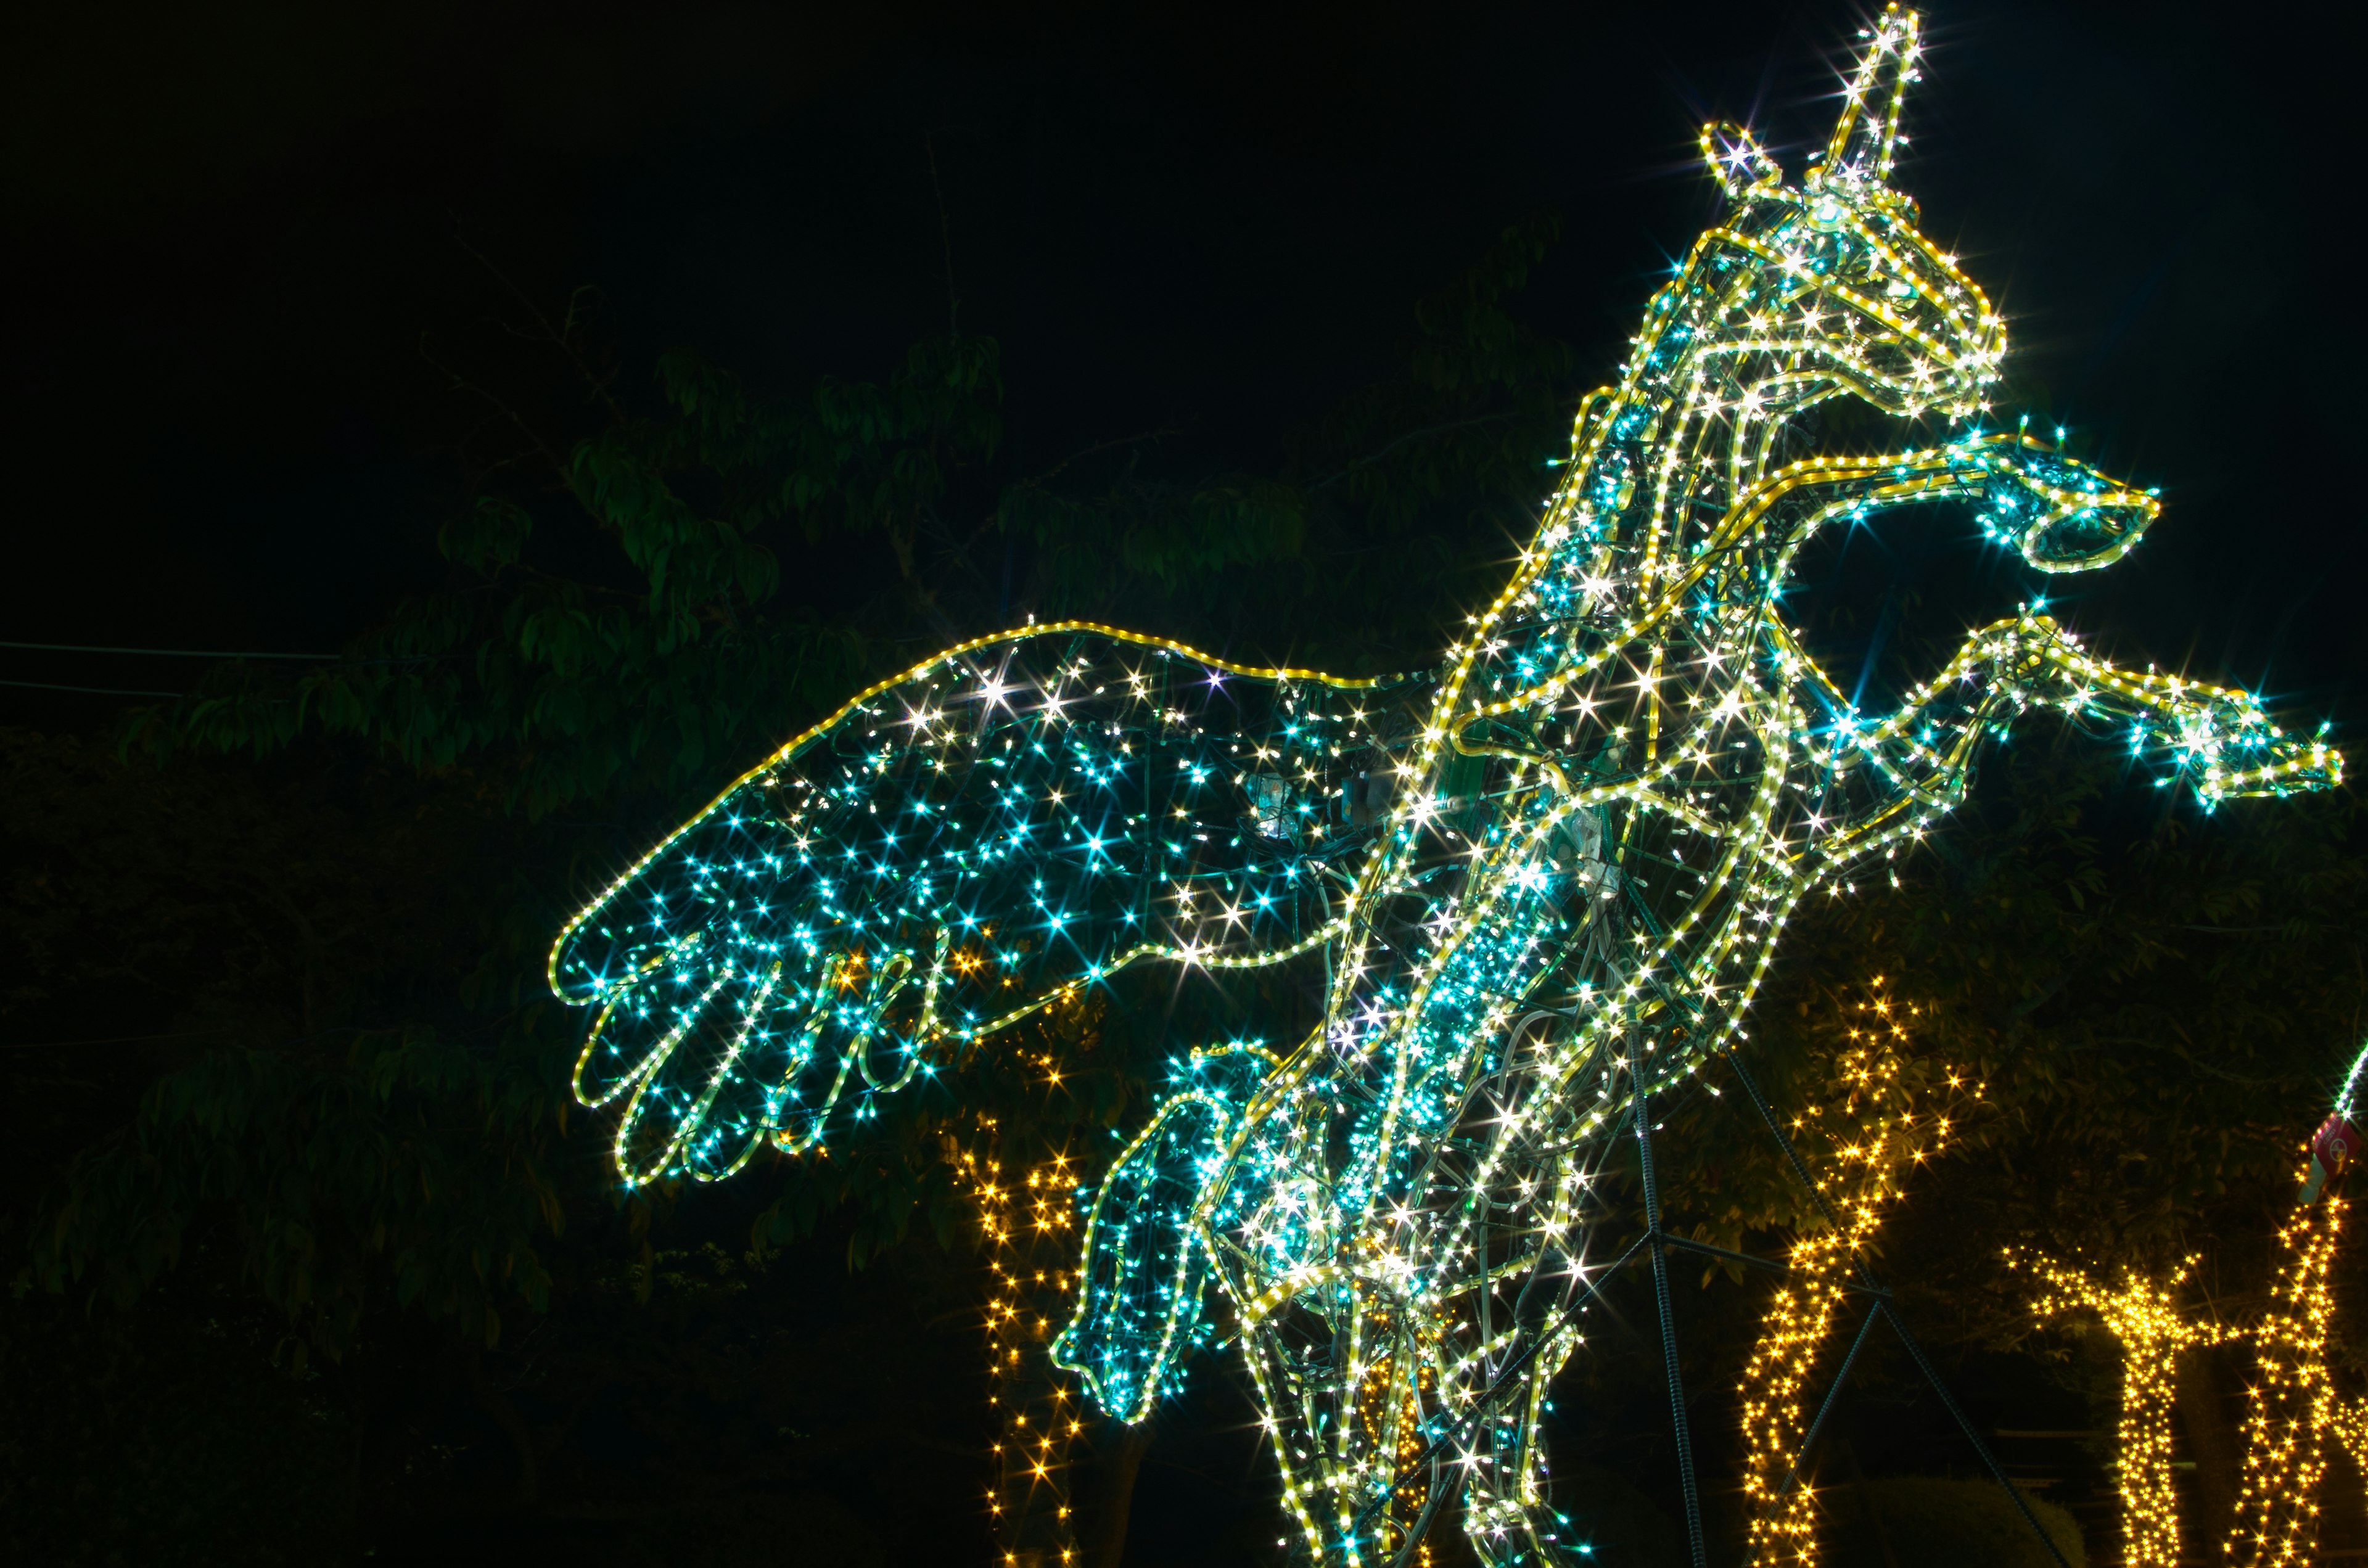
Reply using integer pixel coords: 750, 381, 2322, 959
2013, 1058, 2363, 1568
2224, 1188, 2346, 1567
2333, 1396, 2368, 1475
2008, 1253, 2234, 1568
547, 7, 2339, 1561
967, 1133, 1085, 1567
1738, 990, 1976, 1567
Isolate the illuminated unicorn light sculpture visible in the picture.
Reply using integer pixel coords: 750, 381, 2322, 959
549, 9, 2337, 1562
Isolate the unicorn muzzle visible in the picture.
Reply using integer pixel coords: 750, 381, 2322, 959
1978, 445, 2160, 572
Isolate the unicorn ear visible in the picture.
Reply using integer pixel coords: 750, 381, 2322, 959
1818, 4, 1922, 186
1700, 121, 1783, 200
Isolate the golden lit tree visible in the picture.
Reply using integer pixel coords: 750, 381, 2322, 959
969, 1121, 1087, 1567
1739, 988, 1978, 1566
2008, 1253, 2232, 1568
2224, 1189, 2346, 1568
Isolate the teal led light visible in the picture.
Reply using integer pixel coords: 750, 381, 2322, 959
549, 8, 2338, 1561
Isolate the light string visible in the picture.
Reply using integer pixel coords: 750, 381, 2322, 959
2007, 1254, 2235, 1568
548, 7, 2342, 1559
2333, 1395, 2368, 1476
2224, 1186, 2346, 1567
1738, 988, 1975, 1566
969, 1130, 1085, 1566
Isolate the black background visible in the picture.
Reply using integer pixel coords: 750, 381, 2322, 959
6, 0, 2360, 731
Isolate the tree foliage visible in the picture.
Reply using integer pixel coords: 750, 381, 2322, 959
7, 205, 2364, 1561
14, 215, 1579, 1379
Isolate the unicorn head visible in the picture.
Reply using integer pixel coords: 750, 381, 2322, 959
1644, 4, 2002, 477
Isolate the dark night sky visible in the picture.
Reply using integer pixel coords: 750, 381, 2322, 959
7, 0, 2361, 733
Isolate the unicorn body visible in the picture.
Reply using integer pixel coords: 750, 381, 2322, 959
549, 10, 2335, 1562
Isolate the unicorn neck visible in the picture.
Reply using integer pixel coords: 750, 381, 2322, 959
1453, 255, 1816, 712
1570, 250, 1834, 578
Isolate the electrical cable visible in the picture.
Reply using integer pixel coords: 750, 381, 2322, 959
0, 639, 337, 660
0, 678, 184, 697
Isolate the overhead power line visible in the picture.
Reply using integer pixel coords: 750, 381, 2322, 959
0, 678, 184, 697
0, 1025, 230, 1051
0, 639, 339, 660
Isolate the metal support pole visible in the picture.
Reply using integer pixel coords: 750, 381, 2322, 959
1875, 1302, 2073, 1568
1659, 1230, 1790, 1278
1634, 1077, 1708, 1568
1773, 1298, 1883, 1501
1725, 1048, 1842, 1231
1727, 1048, 2072, 1568
1350, 1232, 1650, 1545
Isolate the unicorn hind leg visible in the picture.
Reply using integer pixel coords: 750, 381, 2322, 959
1233, 1279, 1452, 1565
1054, 1045, 1276, 1421
1228, 1276, 1596, 1566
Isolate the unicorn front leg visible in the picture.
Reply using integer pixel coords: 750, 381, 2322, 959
1815, 610, 2341, 868
1982, 614, 2341, 804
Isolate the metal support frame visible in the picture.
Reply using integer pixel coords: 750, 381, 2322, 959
1775, 1299, 1885, 1503
1357, 1231, 1653, 1555
1634, 1075, 1709, 1568
1722, 1049, 2073, 1568
1349, 1047, 2078, 1568
1875, 1301, 2074, 1568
